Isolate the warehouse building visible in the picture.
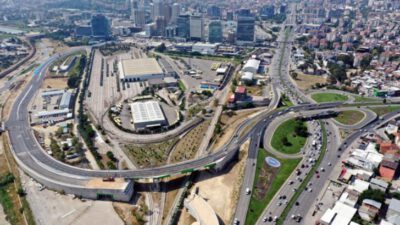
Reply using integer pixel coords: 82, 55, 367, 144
130, 101, 167, 130
242, 58, 260, 74
118, 58, 164, 82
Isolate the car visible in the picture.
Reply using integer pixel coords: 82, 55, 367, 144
262, 217, 268, 222
273, 216, 278, 222
245, 188, 251, 195
233, 218, 239, 225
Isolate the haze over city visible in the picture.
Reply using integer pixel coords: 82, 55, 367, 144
0, 0, 399, 225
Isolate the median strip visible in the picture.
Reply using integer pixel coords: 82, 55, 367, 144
276, 120, 327, 225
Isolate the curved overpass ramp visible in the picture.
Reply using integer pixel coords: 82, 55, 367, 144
5, 47, 394, 202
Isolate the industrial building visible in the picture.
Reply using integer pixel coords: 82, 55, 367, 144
118, 58, 164, 82
242, 59, 260, 74
130, 101, 167, 130
192, 43, 219, 55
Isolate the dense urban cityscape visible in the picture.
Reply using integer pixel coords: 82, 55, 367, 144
0, 0, 399, 225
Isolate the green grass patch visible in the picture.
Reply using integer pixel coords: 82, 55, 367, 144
178, 80, 186, 92
354, 96, 380, 102
277, 121, 327, 225
280, 94, 293, 107
245, 149, 301, 225
271, 119, 308, 154
311, 93, 348, 103
368, 106, 400, 116
334, 110, 365, 125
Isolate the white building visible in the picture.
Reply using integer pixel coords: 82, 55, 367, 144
192, 43, 219, 55
242, 59, 260, 74
118, 58, 164, 82
320, 202, 357, 225
130, 101, 167, 130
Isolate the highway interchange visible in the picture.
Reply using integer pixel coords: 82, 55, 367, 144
4, 4, 400, 225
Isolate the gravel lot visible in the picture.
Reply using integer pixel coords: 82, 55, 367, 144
21, 173, 124, 225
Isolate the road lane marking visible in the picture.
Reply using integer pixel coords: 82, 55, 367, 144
16, 85, 33, 120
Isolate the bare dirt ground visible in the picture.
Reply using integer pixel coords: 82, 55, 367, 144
294, 73, 327, 90
42, 77, 68, 89
212, 109, 261, 151
178, 140, 250, 225
113, 194, 147, 225
21, 172, 124, 225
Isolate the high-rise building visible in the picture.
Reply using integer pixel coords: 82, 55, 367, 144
208, 20, 223, 43
207, 5, 221, 19
155, 16, 166, 36
132, 5, 146, 28
91, 14, 110, 38
226, 11, 234, 21
170, 3, 181, 24
151, 0, 163, 20
190, 15, 203, 41
236, 16, 255, 44
177, 15, 190, 39
237, 9, 252, 17
260, 5, 275, 19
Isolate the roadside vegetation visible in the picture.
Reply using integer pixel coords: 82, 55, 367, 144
170, 120, 210, 163
279, 94, 293, 107
311, 93, 348, 103
271, 119, 308, 154
245, 149, 301, 225
276, 122, 327, 225
334, 110, 365, 125
354, 95, 380, 103
124, 138, 179, 168
77, 49, 104, 169
0, 136, 36, 225
368, 106, 400, 116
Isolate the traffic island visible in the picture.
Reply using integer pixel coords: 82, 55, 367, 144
333, 110, 365, 125
271, 119, 308, 155
245, 149, 301, 225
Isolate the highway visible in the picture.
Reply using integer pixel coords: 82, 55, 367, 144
4, 9, 400, 217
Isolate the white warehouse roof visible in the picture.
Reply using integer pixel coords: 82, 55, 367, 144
130, 101, 165, 124
119, 58, 163, 79
243, 59, 260, 71
320, 202, 357, 225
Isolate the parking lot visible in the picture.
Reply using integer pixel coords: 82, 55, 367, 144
86, 48, 146, 124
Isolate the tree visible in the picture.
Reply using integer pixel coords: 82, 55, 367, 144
155, 43, 166, 52
282, 136, 291, 146
106, 151, 116, 162
291, 72, 298, 80
358, 189, 385, 204
360, 54, 373, 70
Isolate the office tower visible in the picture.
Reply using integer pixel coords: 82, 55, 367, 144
170, 3, 180, 24
190, 15, 203, 41
237, 9, 252, 17
226, 11, 234, 21
91, 14, 110, 38
236, 16, 255, 44
208, 20, 223, 43
155, 16, 166, 36
177, 15, 190, 39
260, 5, 275, 19
207, 5, 221, 19
162, 3, 172, 23
152, 0, 163, 20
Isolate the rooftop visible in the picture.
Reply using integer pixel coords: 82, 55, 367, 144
86, 178, 130, 190
130, 101, 165, 124
120, 58, 163, 77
